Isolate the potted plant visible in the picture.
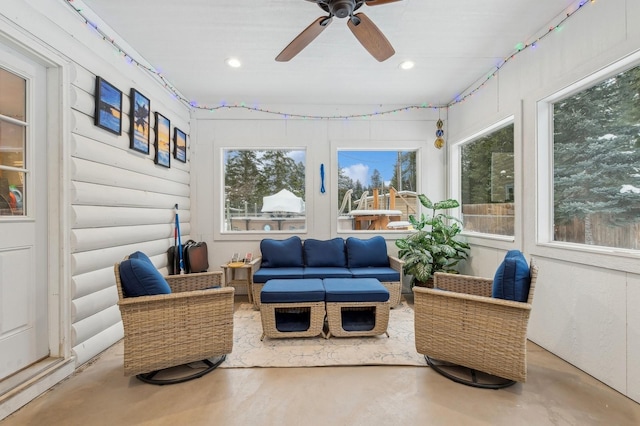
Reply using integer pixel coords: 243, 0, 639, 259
395, 194, 470, 287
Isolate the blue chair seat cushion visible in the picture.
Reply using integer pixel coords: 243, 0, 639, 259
303, 267, 352, 279
260, 279, 325, 303
303, 238, 347, 267
253, 267, 304, 283
119, 258, 171, 297
349, 267, 400, 282
323, 278, 389, 303
492, 250, 531, 302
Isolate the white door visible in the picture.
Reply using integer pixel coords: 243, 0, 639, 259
0, 44, 49, 380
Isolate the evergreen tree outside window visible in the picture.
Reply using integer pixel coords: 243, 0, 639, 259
552, 66, 640, 250
223, 149, 306, 232
460, 123, 515, 236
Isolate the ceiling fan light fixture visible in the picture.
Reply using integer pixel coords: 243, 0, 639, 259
225, 57, 242, 68
399, 60, 415, 70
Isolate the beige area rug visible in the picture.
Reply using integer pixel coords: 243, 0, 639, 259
221, 301, 427, 368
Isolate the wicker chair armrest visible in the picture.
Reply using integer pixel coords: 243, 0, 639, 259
433, 272, 493, 297
413, 286, 531, 311
118, 285, 234, 309
165, 271, 223, 293
248, 256, 262, 277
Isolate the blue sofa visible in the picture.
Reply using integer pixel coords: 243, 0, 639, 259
249, 236, 404, 308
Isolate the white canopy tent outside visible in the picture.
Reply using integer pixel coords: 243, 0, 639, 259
261, 189, 305, 214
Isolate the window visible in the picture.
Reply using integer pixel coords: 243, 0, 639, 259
223, 149, 306, 232
337, 150, 417, 231
460, 123, 515, 236
0, 67, 27, 216
552, 65, 640, 250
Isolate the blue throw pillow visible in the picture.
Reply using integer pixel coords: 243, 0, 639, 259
119, 258, 171, 297
346, 236, 389, 268
129, 251, 152, 264
492, 250, 531, 302
260, 236, 304, 268
304, 238, 347, 267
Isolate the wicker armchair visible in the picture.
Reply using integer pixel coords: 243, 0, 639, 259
413, 260, 538, 388
114, 262, 234, 384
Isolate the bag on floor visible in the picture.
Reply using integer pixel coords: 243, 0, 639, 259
184, 240, 209, 273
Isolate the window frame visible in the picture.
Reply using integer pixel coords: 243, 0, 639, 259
535, 51, 640, 269
451, 115, 519, 249
218, 146, 308, 237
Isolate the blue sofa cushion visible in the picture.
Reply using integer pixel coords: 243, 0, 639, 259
304, 238, 347, 267
260, 236, 304, 268
119, 258, 171, 297
253, 267, 304, 284
346, 236, 389, 268
323, 278, 389, 303
303, 267, 352, 279
349, 267, 400, 282
492, 250, 531, 302
260, 278, 325, 303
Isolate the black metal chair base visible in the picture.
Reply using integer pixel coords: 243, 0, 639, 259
425, 355, 516, 389
136, 355, 226, 385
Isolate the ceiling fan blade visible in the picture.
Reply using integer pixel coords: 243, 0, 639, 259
276, 16, 333, 62
365, 0, 403, 6
347, 13, 395, 62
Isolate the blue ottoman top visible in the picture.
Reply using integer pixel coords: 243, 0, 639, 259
261, 279, 325, 303
323, 278, 389, 303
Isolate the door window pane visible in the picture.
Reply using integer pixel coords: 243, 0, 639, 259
0, 120, 25, 168
461, 124, 515, 236
0, 68, 26, 121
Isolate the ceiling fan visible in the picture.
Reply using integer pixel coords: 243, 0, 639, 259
276, 0, 402, 62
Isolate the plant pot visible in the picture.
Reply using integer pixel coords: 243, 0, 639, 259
414, 278, 434, 288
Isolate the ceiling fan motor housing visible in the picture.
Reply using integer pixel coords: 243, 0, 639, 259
330, 0, 356, 19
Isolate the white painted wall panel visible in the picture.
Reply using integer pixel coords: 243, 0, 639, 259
71, 286, 118, 323
628, 274, 640, 402
70, 181, 189, 209
71, 267, 115, 300
70, 205, 190, 228
448, 0, 640, 402
72, 322, 124, 367
71, 223, 189, 253
72, 305, 121, 347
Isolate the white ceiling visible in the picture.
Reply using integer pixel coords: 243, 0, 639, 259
81, 0, 578, 107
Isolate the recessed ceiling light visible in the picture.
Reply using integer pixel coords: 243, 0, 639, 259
226, 58, 242, 68
399, 60, 415, 70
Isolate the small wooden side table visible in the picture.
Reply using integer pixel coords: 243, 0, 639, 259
221, 262, 254, 304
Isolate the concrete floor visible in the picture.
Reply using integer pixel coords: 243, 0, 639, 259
3, 297, 640, 426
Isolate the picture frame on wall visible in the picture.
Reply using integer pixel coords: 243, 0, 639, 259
154, 112, 171, 168
174, 127, 187, 163
94, 76, 122, 135
129, 89, 150, 154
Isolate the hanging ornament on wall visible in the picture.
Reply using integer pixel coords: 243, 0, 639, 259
434, 118, 445, 149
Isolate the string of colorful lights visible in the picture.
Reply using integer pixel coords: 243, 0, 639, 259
64, 0, 594, 120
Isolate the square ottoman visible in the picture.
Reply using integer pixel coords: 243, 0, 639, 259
323, 278, 390, 338
260, 279, 326, 339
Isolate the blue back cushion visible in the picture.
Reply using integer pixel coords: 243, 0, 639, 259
304, 238, 347, 267
129, 251, 152, 264
492, 250, 531, 302
346, 236, 389, 268
119, 258, 171, 297
260, 236, 304, 268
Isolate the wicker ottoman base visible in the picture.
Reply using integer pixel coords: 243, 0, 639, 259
326, 301, 390, 338
260, 301, 326, 339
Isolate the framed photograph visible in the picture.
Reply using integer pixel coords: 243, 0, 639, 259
174, 127, 187, 163
129, 89, 150, 154
231, 252, 240, 263
94, 76, 122, 135
244, 252, 253, 263
154, 112, 171, 168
